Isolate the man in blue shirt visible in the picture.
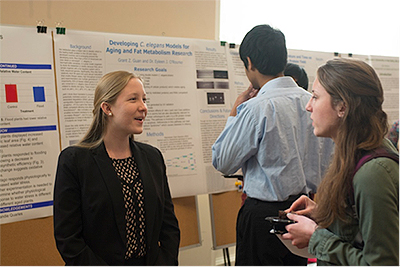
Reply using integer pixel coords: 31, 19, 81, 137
212, 24, 334, 265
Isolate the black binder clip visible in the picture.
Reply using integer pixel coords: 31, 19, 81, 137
220, 41, 227, 46
36, 20, 47, 33
56, 21, 66, 35
56, 27, 66, 34
37, 26, 47, 33
229, 43, 235, 48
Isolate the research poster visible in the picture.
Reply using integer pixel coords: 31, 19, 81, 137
192, 40, 237, 193
225, 45, 250, 104
0, 26, 60, 224
364, 55, 399, 124
286, 50, 399, 124
53, 30, 237, 197
287, 49, 335, 91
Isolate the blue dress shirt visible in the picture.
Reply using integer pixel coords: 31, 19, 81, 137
212, 77, 334, 201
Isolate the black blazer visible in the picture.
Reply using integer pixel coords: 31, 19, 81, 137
53, 140, 180, 265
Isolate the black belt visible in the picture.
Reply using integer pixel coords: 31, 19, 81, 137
246, 193, 306, 204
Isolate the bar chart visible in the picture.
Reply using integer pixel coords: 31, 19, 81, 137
4, 84, 47, 103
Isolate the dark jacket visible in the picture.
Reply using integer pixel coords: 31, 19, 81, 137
53, 140, 180, 265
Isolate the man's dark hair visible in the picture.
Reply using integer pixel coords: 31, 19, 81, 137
239, 24, 287, 76
284, 63, 309, 90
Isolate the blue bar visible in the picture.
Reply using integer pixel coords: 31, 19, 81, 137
0, 63, 52, 70
33, 86, 46, 102
0, 201, 53, 214
0, 125, 57, 134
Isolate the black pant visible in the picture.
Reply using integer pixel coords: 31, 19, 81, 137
235, 195, 308, 266
124, 256, 146, 266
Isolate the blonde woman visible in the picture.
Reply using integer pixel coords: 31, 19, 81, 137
54, 71, 180, 265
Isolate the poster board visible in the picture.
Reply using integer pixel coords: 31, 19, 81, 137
172, 196, 201, 249
0, 217, 64, 265
209, 190, 242, 249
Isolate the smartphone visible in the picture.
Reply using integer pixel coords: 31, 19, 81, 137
265, 216, 296, 234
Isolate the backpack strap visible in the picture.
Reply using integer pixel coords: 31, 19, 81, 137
354, 148, 399, 174
349, 147, 399, 208
348, 148, 398, 249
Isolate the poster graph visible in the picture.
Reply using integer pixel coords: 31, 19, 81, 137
4, 84, 48, 103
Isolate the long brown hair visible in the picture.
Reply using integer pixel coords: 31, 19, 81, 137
76, 71, 141, 149
314, 58, 388, 227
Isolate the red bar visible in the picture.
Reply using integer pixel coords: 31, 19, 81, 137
5, 84, 18, 103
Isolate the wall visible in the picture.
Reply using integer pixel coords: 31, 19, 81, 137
0, 0, 219, 40
0, 1, 233, 266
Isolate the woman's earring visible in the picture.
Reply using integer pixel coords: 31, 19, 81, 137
108, 112, 112, 116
